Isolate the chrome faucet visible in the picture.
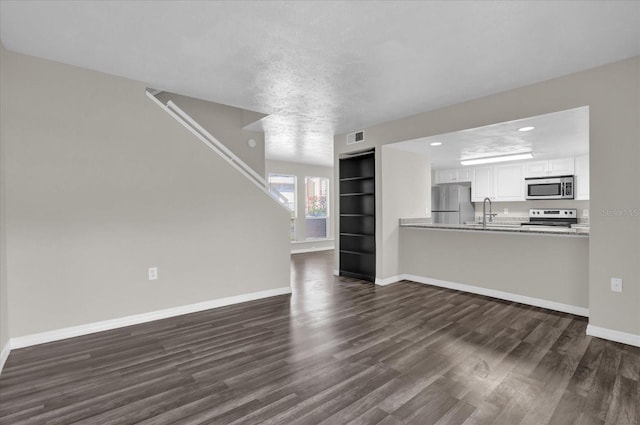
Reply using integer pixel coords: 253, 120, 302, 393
482, 197, 497, 228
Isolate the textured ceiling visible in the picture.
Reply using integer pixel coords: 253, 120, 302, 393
1, 1, 639, 166
391, 107, 589, 170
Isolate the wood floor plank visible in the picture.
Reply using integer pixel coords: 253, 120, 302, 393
1, 251, 638, 424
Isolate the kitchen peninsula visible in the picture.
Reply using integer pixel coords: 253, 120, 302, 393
398, 220, 589, 316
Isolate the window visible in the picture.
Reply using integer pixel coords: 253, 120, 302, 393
268, 173, 296, 240
305, 176, 329, 239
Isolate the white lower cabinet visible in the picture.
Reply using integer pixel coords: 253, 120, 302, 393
472, 164, 524, 202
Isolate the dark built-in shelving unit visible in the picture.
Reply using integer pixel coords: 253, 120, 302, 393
339, 150, 375, 282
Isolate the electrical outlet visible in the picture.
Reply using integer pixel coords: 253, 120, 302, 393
503, 208, 509, 215
583, 209, 589, 217
610, 277, 622, 292
149, 267, 158, 281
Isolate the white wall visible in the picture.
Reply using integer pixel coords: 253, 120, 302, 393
2, 48, 291, 338
335, 56, 640, 338
156, 91, 267, 177
380, 146, 430, 279
0, 44, 9, 356
265, 159, 334, 252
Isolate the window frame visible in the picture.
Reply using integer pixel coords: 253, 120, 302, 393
304, 176, 330, 240
268, 173, 297, 241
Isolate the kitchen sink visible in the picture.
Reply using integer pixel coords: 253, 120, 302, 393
465, 223, 522, 228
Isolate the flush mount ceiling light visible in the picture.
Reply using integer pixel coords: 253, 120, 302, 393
460, 152, 534, 166
430, 142, 442, 146
518, 126, 535, 132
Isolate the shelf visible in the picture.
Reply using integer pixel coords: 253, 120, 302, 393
339, 152, 376, 282
340, 249, 375, 256
339, 270, 375, 282
339, 176, 374, 182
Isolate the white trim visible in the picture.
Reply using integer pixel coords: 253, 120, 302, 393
291, 246, 335, 254
291, 239, 334, 244
9, 287, 291, 350
333, 269, 339, 276
404, 274, 589, 317
0, 341, 10, 375
375, 275, 405, 286
586, 325, 640, 347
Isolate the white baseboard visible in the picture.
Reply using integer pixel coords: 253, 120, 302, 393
291, 239, 334, 244
9, 286, 292, 350
375, 275, 405, 286
586, 325, 640, 347
0, 341, 10, 375
404, 274, 590, 317
291, 246, 334, 254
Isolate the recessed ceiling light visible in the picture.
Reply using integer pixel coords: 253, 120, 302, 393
518, 126, 535, 132
460, 152, 534, 166
430, 142, 442, 146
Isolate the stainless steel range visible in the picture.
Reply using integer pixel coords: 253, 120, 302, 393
526, 208, 578, 227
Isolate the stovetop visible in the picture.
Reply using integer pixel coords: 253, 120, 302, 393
525, 208, 578, 227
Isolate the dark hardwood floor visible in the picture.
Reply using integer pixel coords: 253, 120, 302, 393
1, 250, 638, 424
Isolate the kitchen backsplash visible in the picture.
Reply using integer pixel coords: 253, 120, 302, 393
473, 200, 590, 220
472, 215, 589, 225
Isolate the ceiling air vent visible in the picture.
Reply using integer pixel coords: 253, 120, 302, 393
346, 130, 365, 145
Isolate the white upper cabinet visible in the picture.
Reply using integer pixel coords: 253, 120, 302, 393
472, 164, 524, 202
524, 157, 574, 177
444, 156, 583, 203
471, 166, 493, 202
434, 169, 456, 184
574, 154, 590, 200
524, 160, 550, 178
456, 168, 473, 182
549, 157, 575, 176
434, 167, 472, 184
493, 164, 525, 201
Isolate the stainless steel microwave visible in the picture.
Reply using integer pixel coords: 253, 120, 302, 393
525, 175, 574, 200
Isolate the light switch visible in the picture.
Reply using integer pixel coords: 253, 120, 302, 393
149, 267, 158, 281
610, 277, 622, 292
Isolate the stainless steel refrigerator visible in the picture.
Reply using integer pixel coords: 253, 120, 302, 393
431, 185, 475, 224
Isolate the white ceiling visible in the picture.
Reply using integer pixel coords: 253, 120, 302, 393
390, 106, 589, 169
1, 1, 639, 167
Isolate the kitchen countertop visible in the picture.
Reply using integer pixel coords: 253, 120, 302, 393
399, 219, 589, 237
